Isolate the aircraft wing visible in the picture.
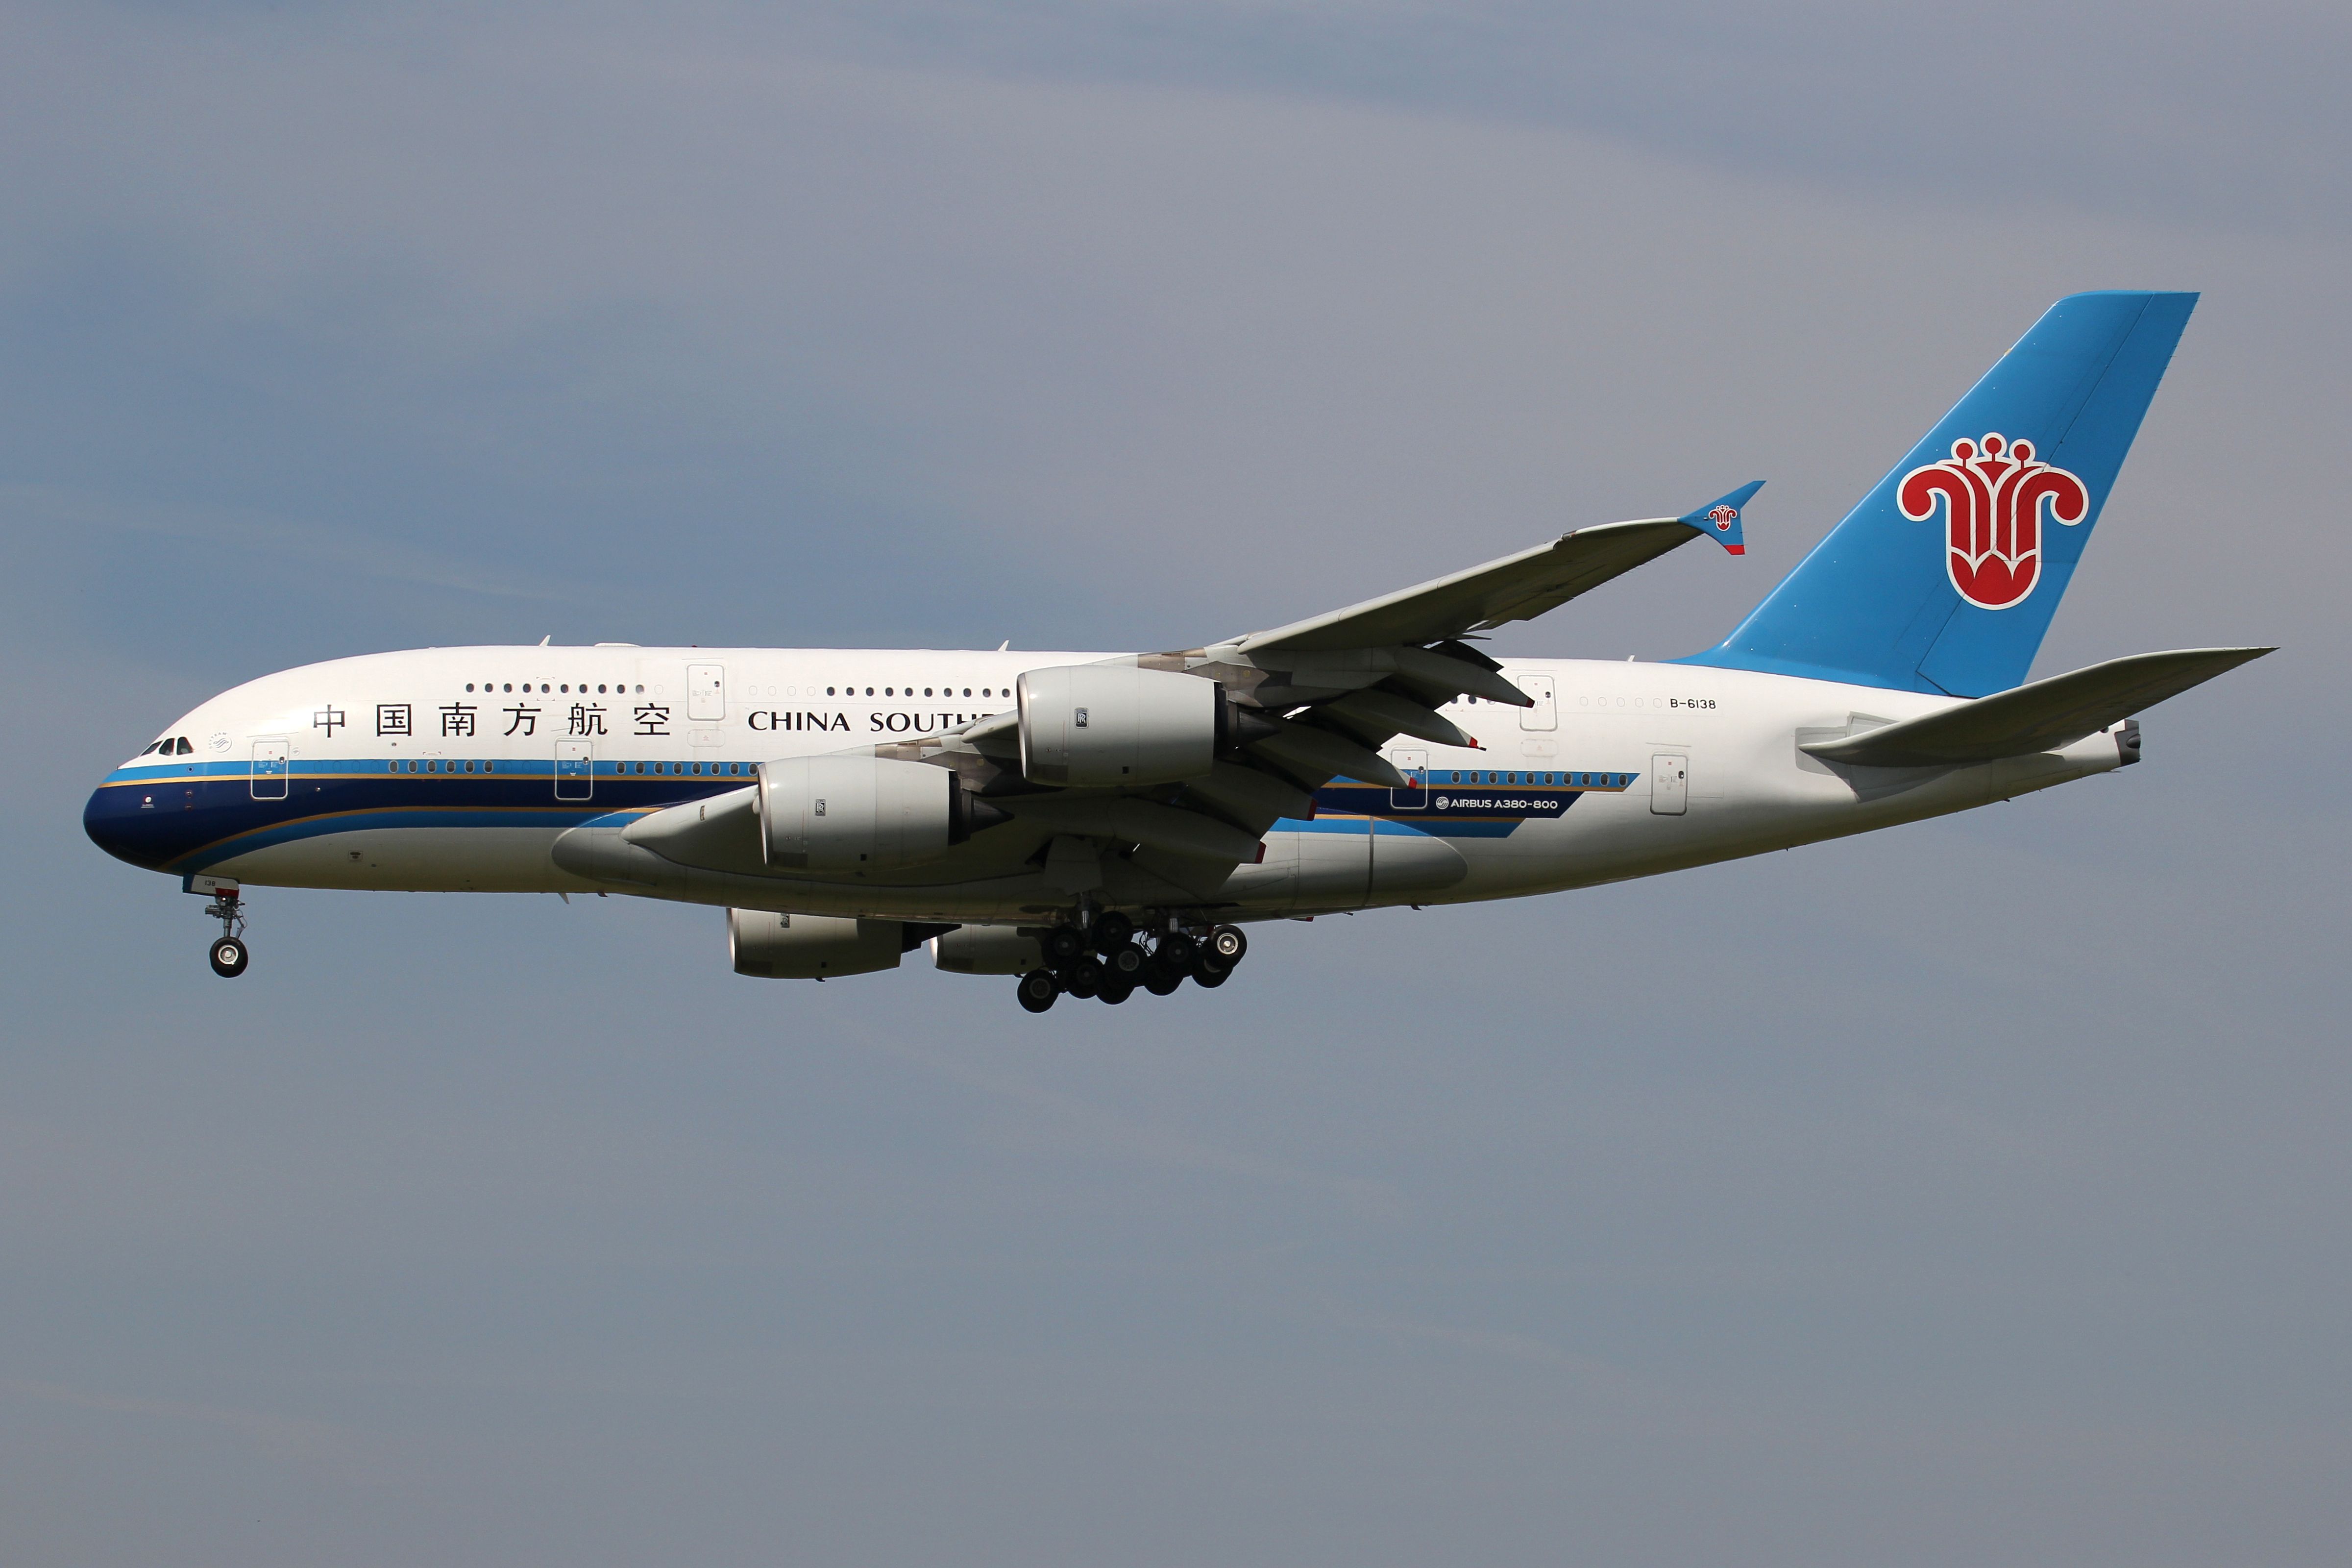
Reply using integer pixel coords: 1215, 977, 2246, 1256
628, 484, 1760, 900
1231, 483, 1760, 654
950, 483, 1762, 877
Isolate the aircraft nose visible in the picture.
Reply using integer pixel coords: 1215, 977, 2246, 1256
84, 776, 177, 871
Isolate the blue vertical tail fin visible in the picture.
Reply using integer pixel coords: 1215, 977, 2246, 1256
1680, 291, 2197, 696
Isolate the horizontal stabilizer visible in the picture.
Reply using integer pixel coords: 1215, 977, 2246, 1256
1800, 646, 2272, 767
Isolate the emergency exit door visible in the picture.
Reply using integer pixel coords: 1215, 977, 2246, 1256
249, 738, 289, 800
686, 663, 726, 722
1650, 753, 1689, 815
555, 740, 593, 801
1516, 673, 1557, 731
1388, 748, 1428, 810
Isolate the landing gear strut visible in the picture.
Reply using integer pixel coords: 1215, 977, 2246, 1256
203, 885, 249, 978
1014, 920, 1248, 1012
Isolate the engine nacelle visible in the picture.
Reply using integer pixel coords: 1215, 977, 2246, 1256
757, 756, 970, 871
729, 910, 941, 979
1017, 665, 1221, 787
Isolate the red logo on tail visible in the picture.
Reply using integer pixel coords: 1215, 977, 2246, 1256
1897, 433, 2089, 611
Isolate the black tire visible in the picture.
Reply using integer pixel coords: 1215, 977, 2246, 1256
1016, 970, 1059, 1013
1209, 925, 1247, 963
1157, 931, 1198, 969
1098, 980, 1134, 1005
1094, 911, 1134, 952
1107, 942, 1147, 979
1193, 963, 1228, 989
1142, 963, 1184, 997
208, 936, 249, 978
1062, 960, 1102, 1000
1043, 926, 1086, 964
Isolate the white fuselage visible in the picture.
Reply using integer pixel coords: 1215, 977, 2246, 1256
87, 644, 2131, 923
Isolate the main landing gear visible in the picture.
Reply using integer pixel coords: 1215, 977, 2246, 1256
202, 885, 249, 978
1014, 921, 1249, 1014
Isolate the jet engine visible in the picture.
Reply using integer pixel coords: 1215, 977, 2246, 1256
757, 756, 983, 871
1016, 665, 1223, 787
728, 910, 953, 979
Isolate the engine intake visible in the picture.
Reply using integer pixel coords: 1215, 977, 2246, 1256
757, 756, 981, 871
1017, 665, 1222, 787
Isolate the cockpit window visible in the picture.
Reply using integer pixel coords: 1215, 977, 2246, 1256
175, 737, 195, 755
140, 742, 159, 756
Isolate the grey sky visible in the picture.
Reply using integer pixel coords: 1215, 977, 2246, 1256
2, 4, 2346, 1564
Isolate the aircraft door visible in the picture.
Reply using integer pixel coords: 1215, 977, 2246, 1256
1516, 674, 1557, 731
686, 663, 726, 722
555, 739, 593, 801
250, 738, 289, 800
1389, 748, 1428, 810
1650, 753, 1688, 815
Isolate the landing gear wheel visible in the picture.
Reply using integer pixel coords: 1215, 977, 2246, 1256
208, 935, 249, 978
1094, 911, 1134, 952
1016, 969, 1060, 1013
1061, 960, 1102, 1000
1142, 962, 1184, 997
1098, 980, 1134, 1005
1106, 942, 1147, 980
1208, 925, 1248, 964
1192, 961, 1229, 989
1156, 932, 1198, 970
1043, 926, 1087, 964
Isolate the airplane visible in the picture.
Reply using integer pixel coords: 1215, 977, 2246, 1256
84, 291, 2270, 1012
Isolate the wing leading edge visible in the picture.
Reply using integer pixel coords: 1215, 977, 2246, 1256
1232, 482, 1762, 655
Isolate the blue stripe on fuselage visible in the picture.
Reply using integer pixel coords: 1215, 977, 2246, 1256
83, 764, 741, 874
85, 760, 1646, 875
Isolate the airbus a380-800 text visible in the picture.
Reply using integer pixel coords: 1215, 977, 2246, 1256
86, 292, 2270, 1011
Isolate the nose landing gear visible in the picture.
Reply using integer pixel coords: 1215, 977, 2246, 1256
197, 880, 249, 978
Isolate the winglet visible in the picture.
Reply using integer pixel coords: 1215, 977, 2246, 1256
1677, 481, 1763, 556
